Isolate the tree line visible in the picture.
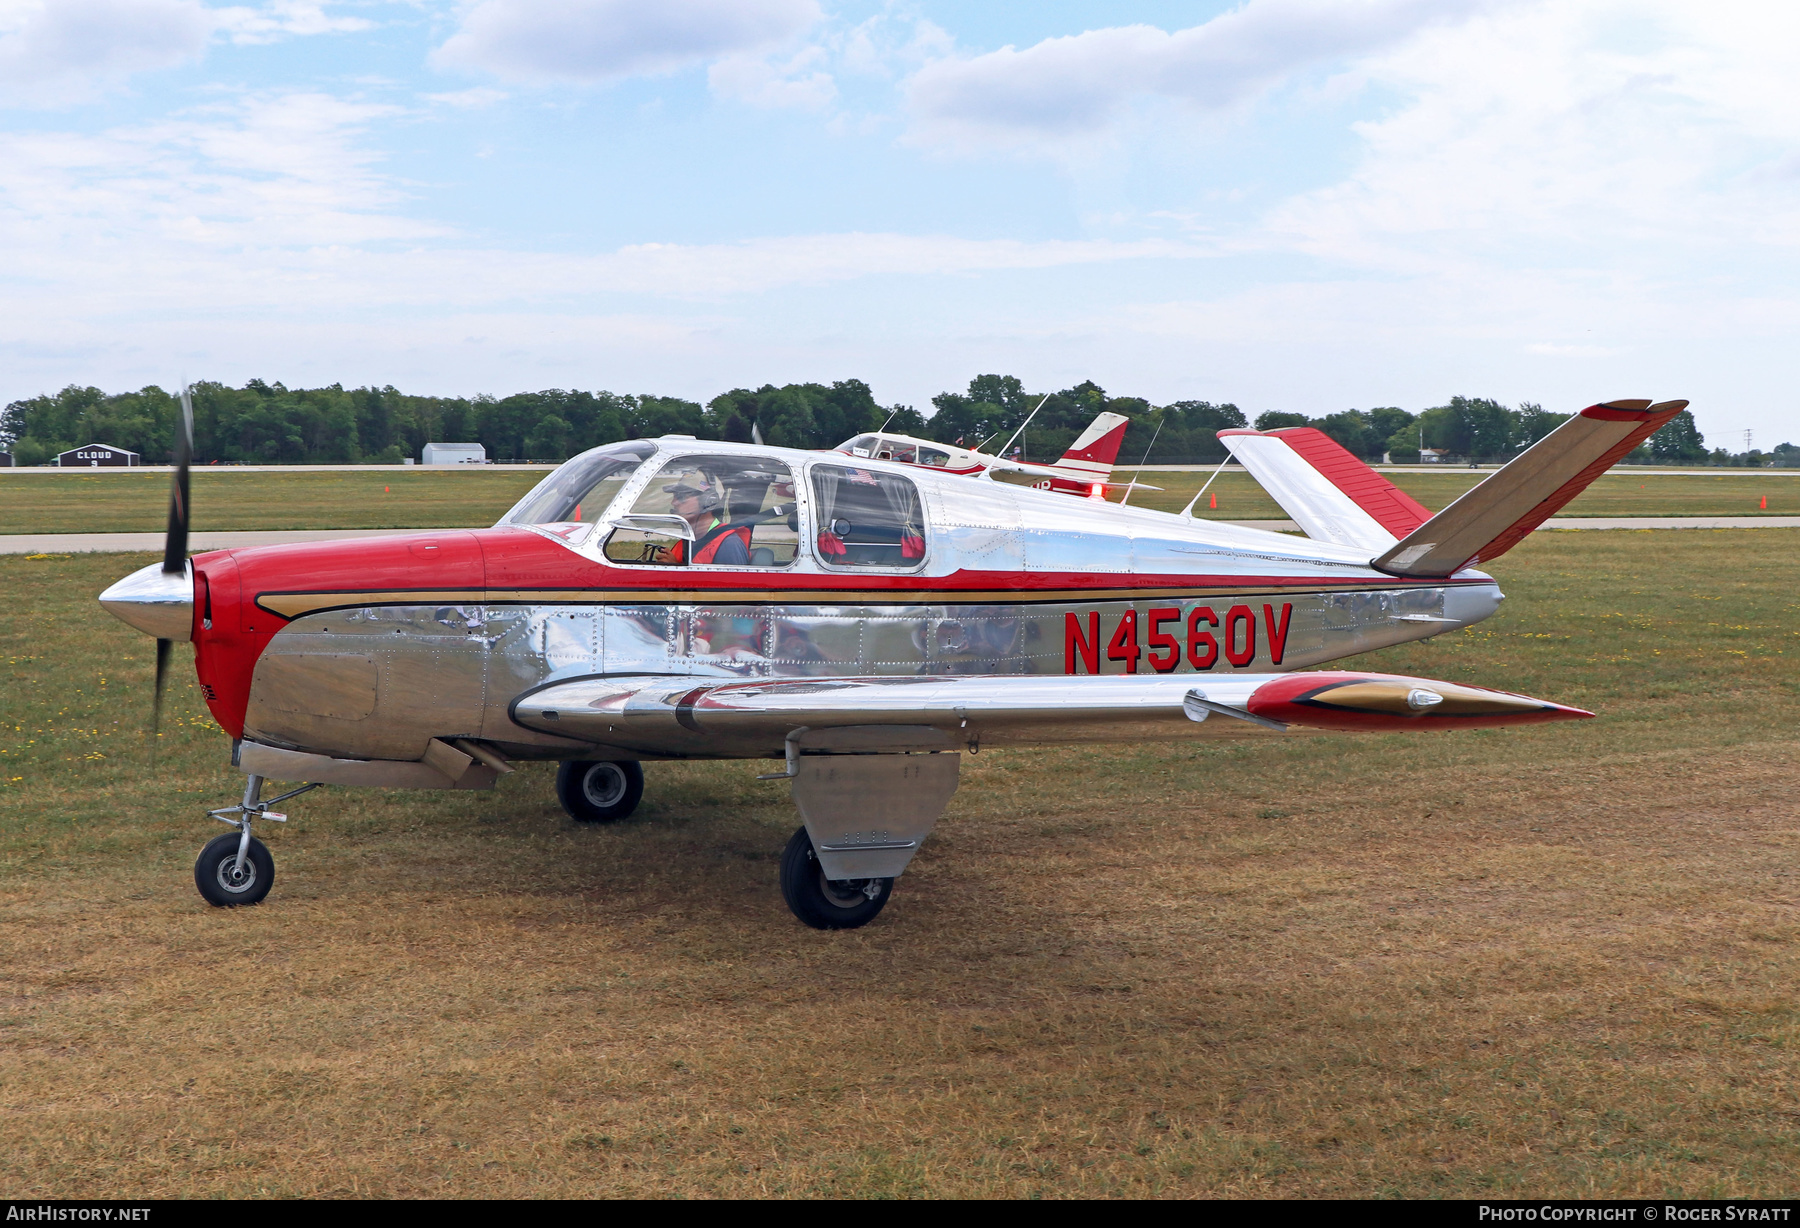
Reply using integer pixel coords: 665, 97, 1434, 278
1, 376, 1781, 467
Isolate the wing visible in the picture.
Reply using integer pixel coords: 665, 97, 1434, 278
510, 671, 1590, 760
977, 454, 1161, 491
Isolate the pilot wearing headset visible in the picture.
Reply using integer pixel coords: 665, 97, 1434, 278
666, 478, 751, 566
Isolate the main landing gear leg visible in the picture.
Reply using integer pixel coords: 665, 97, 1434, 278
768, 732, 962, 931
194, 774, 320, 907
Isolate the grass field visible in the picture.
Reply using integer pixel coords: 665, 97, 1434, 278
1107, 469, 1800, 521
1, 467, 1795, 533
0, 469, 544, 533
2, 532, 1798, 1197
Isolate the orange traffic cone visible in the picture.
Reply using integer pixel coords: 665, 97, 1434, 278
1761, 494, 1767, 509
1209, 491, 1217, 509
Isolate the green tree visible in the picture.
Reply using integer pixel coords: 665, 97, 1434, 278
1315, 409, 1377, 458
1254, 411, 1310, 431
1366, 407, 1414, 443
1649, 409, 1706, 463
1515, 402, 1570, 446
525, 414, 575, 460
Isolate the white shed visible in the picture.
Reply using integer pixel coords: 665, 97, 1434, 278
421, 443, 486, 466
57, 443, 139, 467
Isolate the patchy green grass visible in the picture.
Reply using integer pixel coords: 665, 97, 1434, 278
3, 467, 1798, 534
1, 532, 1798, 1196
1111, 469, 1800, 520
0, 469, 544, 533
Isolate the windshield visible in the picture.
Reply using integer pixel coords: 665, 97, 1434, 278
495, 442, 656, 527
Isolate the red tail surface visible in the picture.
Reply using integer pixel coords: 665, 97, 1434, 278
1263, 428, 1432, 537
1045, 411, 1132, 498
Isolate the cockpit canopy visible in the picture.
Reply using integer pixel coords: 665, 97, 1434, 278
840, 434, 954, 467
496, 440, 927, 571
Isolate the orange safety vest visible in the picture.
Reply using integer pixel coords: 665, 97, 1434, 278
692, 524, 752, 565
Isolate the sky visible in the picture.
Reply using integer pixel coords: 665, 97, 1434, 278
1, 0, 1796, 446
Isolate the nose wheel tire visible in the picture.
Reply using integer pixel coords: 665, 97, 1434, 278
194, 832, 274, 907
556, 759, 644, 823
779, 826, 893, 930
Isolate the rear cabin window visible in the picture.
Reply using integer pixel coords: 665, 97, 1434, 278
602, 454, 799, 568
809, 464, 926, 569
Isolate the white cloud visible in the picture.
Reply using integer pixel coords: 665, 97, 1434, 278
211, 1, 371, 45
423, 86, 509, 107
0, 92, 429, 263
431, 0, 821, 84
906, 0, 1491, 149
0, 1, 376, 106
1260, 0, 1800, 267
1526, 344, 1621, 358
0, 0, 210, 105
708, 47, 834, 110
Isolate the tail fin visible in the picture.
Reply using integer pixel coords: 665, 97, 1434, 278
1218, 427, 1430, 552
1374, 400, 1687, 577
1056, 411, 1131, 481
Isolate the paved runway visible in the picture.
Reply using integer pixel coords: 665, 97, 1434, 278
6, 517, 1800, 555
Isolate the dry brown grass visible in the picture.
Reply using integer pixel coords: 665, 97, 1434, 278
2, 532, 1798, 1197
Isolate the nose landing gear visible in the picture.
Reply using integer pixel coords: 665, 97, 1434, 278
195, 774, 319, 907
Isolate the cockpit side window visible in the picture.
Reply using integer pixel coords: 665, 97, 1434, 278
845, 435, 878, 457
809, 464, 926, 570
916, 445, 951, 467
603, 453, 800, 568
496, 442, 655, 527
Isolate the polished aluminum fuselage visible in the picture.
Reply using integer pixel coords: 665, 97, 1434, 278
237, 441, 1502, 763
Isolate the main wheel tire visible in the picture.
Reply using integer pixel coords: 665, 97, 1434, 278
194, 832, 274, 908
778, 826, 893, 930
556, 759, 644, 823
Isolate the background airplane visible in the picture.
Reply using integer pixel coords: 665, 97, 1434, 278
835, 410, 1146, 499
98, 394, 1684, 930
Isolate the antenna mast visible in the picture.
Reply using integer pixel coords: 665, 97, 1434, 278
995, 395, 1051, 460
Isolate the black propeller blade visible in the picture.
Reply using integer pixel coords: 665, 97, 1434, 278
163, 384, 193, 576
152, 384, 195, 749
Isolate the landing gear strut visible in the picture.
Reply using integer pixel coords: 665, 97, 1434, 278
196, 774, 318, 907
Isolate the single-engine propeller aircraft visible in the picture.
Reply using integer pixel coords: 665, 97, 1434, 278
835, 410, 1144, 499
99, 392, 1686, 929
